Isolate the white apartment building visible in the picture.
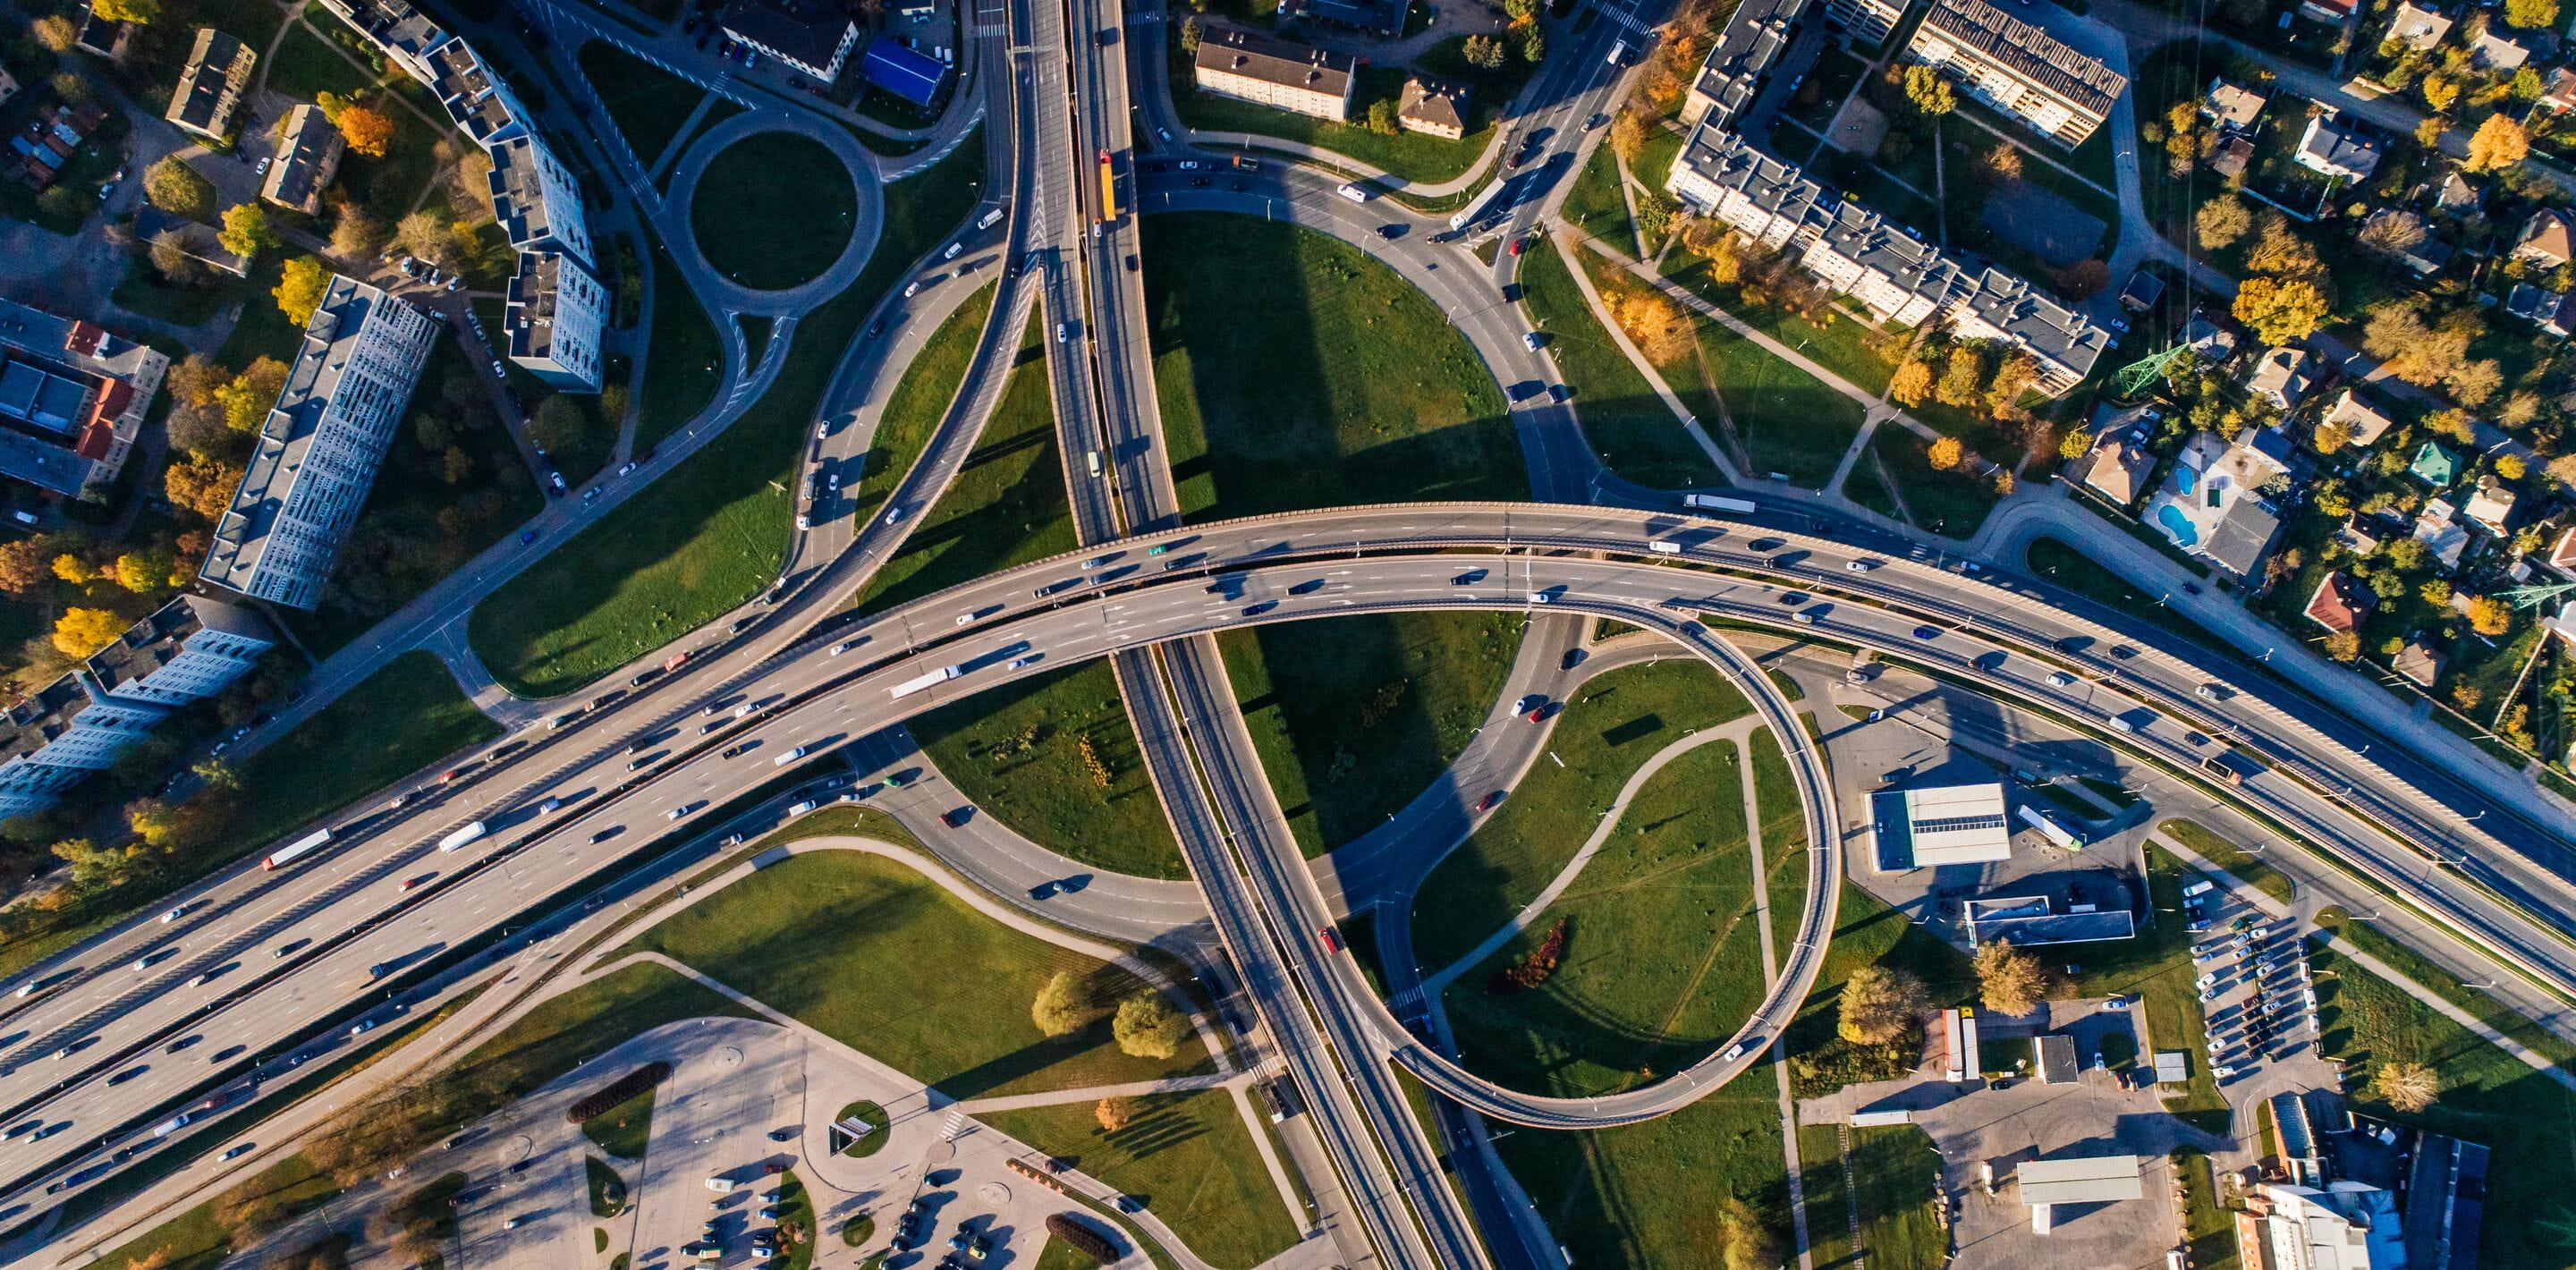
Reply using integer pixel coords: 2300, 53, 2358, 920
0, 674, 170, 818
1192, 26, 1356, 122
1826, 0, 1911, 46
505, 250, 608, 392
199, 276, 439, 611
315, 0, 450, 86
1666, 127, 1833, 250
488, 132, 594, 267
1902, 0, 2126, 147
83, 595, 276, 708
427, 35, 536, 148
1681, 0, 1812, 128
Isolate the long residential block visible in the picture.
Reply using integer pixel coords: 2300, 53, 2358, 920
1682, 0, 1812, 129
1192, 26, 1356, 122
165, 28, 255, 141
84, 594, 277, 708
504, 249, 608, 392
200, 276, 438, 611
1902, 0, 2125, 147
0, 673, 169, 819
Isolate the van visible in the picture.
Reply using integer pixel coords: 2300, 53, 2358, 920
2182, 880, 2216, 899
790, 800, 818, 816
942, 241, 963, 260
1648, 540, 1681, 555
1086, 451, 1101, 478
2112, 716, 2139, 733
977, 207, 1004, 231
707, 1178, 738, 1193
1336, 183, 1369, 203
1607, 39, 1630, 64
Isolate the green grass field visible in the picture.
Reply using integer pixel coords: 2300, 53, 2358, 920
689, 131, 859, 292
1443, 741, 1761, 1097
1520, 241, 1724, 490
1797, 1123, 1854, 1268
839, 282, 999, 572
636, 236, 724, 449
587, 1156, 629, 1216
1871, 426, 1999, 538
1410, 660, 1750, 972
1844, 1125, 1947, 1270
578, 41, 708, 167
89, 1156, 338, 1270
1142, 214, 1523, 521
2159, 818, 2294, 906
580, 1088, 656, 1159
623, 850, 1208, 1096
228, 652, 500, 852
856, 310, 1069, 614
2310, 941, 2576, 1270
1563, 144, 1634, 250
268, 17, 382, 101
910, 660, 1183, 878
470, 134, 986, 696
2174, 1147, 2239, 1270
1782, 884, 1975, 1098
1217, 612, 1525, 858
1749, 725, 1810, 968
1493, 1078, 1793, 1270
1696, 319, 1864, 488
981, 1089, 1301, 1270
2329, 917, 2576, 1069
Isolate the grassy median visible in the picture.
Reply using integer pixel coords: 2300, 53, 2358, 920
229, 651, 500, 852
911, 661, 1182, 879
982, 1089, 1300, 1270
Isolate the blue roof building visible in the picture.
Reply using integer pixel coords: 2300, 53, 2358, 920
864, 37, 946, 107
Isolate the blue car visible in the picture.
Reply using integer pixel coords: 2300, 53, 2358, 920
518, 530, 538, 546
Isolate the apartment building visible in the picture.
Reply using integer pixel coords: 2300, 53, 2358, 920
720, 0, 860, 82
428, 35, 535, 147
1665, 123, 2109, 393
1826, 0, 1911, 47
1902, 0, 2125, 147
1192, 26, 1356, 123
317, 0, 451, 85
261, 104, 345, 216
487, 131, 594, 267
165, 28, 256, 141
83, 594, 276, 709
504, 250, 607, 392
0, 674, 169, 819
0, 297, 167, 496
199, 276, 439, 610
1681, 0, 1813, 129
1396, 77, 1470, 141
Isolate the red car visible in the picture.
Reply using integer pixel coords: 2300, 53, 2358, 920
1477, 791, 1504, 812
1318, 927, 1343, 953
1508, 237, 1528, 257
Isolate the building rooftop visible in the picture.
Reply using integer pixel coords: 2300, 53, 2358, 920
167, 28, 252, 135
1919, 0, 2127, 118
2034, 1033, 2079, 1084
1396, 76, 1469, 135
861, 35, 944, 105
2304, 572, 2373, 634
2205, 78, 2267, 130
1193, 25, 1355, 99
2019, 1155, 2145, 1206
487, 133, 567, 254
2298, 114, 2383, 180
504, 250, 578, 365
82, 594, 269, 696
262, 104, 342, 214
1691, 0, 1812, 128
0, 674, 98, 763
720, 0, 858, 73
1902, 782, 2012, 867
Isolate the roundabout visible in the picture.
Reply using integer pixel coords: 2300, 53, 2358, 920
663, 111, 886, 315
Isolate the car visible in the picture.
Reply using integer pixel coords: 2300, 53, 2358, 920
589, 827, 622, 843
1911, 626, 1939, 639
758, 1206, 781, 1221
519, 529, 538, 546
2046, 671, 2076, 687
2211, 1064, 2237, 1079
940, 807, 970, 827
161, 905, 187, 923
1006, 656, 1036, 670
1845, 559, 1877, 572
1522, 331, 1546, 351
774, 745, 809, 766
221, 1143, 254, 1161
167, 1035, 201, 1053
1178, 159, 1199, 171
1029, 880, 1057, 900
903, 281, 922, 298
1476, 791, 1504, 812
352, 1019, 377, 1037
504, 1217, 524, 1231
1157, 126, 1172, 141
1505, 149, 1525, 170
1508, 236, 1529, 257
548, 471, 568, 495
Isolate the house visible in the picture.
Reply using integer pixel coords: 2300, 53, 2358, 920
260, 103, 343, 216
7, 103, 105, 192
1681, 0, 1812, 129
2210, 134, 2255, 178
2078, 430, 2157, 506
1192, 26, 1357, 123
2463, 474, 2519, 536
2432, 170, 2483, 217
0, 296, 167, 497
2245, 346, 2318, 410
2385, 0, 2453, 49
2506, 283, 2576, 336
2119, 270, 2165, 312
2182, 309, 2238, 362
2537, 66, 2576, 114
2472, 27, 2532, 71
2393, 633, 2447, 686
2335, 517, 2384, 556
2296, 114, 2383, 182
2366, 211, 2451, 276
2204, 78, 2267, 131
73, 1, 129, 61
2299, 0, 2356, 25
2247, 1182, 2406, 1270
2512, 208, 2573, 268
2304, 572, 2374, 635
2318, 389, 2394, 449
164, 29, 255, 141
2549, 524, 2576, 575
2411, 441, 2461, 487
2416, 497, 2472, 570
2147, 431, 2286, 580
1395, 76, 1470, 141
717, 0, 859, 83
1900, 0, 2125, 147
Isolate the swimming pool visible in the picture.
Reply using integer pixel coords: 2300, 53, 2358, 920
2157, 503, 2199, 547
2174, 465, 2199, 496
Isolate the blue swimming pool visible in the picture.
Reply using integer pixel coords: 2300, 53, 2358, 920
2174, 465, 2199, 495
2157, 503, 2199, 547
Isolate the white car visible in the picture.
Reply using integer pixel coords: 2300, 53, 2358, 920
161, 905, 187, 923
1845, 559, 1877, 572
831, 639, 861, 656
2210, 1065, 2237, 1079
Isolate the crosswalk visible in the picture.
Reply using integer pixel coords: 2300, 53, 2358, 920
938, 1108, 970, 1141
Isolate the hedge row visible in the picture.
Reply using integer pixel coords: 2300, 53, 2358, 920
565, 1062, 672, 1124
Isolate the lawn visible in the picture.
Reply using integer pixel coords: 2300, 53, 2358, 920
1563, 143, 1634, 250
909, 660, 1182, 879
1797, 1122, 1853, 1267
982, 1089, 1301, 1270
577, 40, 708, 168
1843, 1125, 1946, 1270
2174, 1147, 2238, 1270
1410, 659, 1751, 972
1217, 611, 1525, 858
1443, 740, 1762, 1097
580, 1088, 656, 1159
689, 131, 858, 292
586, 1156, 630, 1216
835, 1098, 889, 1156
2159, 818, 2294, 906
774, 1171, 819, 1270
1520, 240, 1724, 490
2022, 535, 2212, 648
227, 651, 499, 852
470, 132, 986, 697
636, 235, 724, 449
623, 849, 1209, 1097
1492, 1076, 1793, 1270
1144, 214, 1522, 521
1782, 884, 1975, 1099
2309, 941, 2576, 1270
855, 310, 1067, 613
1870, 426, 1997, 538
89, 1155, 338, 1270
2328, 916, 2576, 1070
1695, 317, 1864, 488
1750, 725, 1809, 968
1657, 254, 1900, 396
268, 16, 381, 101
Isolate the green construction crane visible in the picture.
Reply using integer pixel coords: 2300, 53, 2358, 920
2113, 343, 2192, 398
2500, 579, 2576, 611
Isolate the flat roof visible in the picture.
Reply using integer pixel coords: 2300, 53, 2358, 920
2035, 1033, 2079, 1083
862, 36, 945, 106
2018, 1155, 2144, 1206
1903, 783, 2012, 866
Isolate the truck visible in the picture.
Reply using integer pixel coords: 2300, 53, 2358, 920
437, 822, 489, 852
1684, 494, 1758, 514
262, 828, 334, 871
664, 648, 692, 673
2016, 804, 2088, 851
2199, 754, 2243, 786
976, 206, 1004, 231
1337, 182, 1371, 203
1446, 177, 1510, 231
1097, 149, 1120, 222
889, 666, 962, 698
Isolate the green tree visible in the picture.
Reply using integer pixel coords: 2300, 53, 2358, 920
1837, 964, 1928, 1045
2506, 0, 2557, 28
1934, 344, 1984, 407
143, 157, 215, 221
1367, 98, 1399, 135
1902, 65, 1954, 116
1519, 29, 1544, 62
1110, 993, 1189, 1060
529, 395, 592, 455
1463, 34, 1504, 70
1973, 939, 2049, 1015
216, 203, 278, 259
273, 257, 331, 326
216, 358, 290, 434
2195, 195, 2252, 250
1030, 970, 1101, 1037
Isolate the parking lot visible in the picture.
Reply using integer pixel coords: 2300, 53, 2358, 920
2188, 893, 2320, 1084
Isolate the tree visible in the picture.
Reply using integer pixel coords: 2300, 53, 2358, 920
2373, 1060, 2439, 1112
1031, 969, 1100, 1037
143, 157, 215, 221
1519, 29, 1544, 62
329, 209, 386, 258
2507, 0, 2557, 30
1366, 98, 1399, 135
1715, 1195, 1782, 1270
2059, 428, 2092, 461
93, 0, 158, 21
1610, 109, 1650, 163
2466, 114, 2529, 174
1986, 353, 2039, 412
113, 546, 177, 594
2233, 276, 2330, 345
1927, 436, 1967, 470
1837, 964, 1928, 1045
1890, 359, 1934, 408
1982, 141, 2023, 184
2313, 418, 2355, 454
2496, 453, 2529, 481
1110, 993, 1189, 1060
1093, 1096, 1135, 1132
1973, 939, 2049, 1016
2357, 208, 2427, 256
395, 212, 467, 272
148, 230, 202, 287
1935, 344, 1985, 407
216, 204, 278, 259
529, 396, 591, 455
2420, 73, 2459, 114
53, 607, 124, 657
1614, 289, 1692, 364
32, 14, 78, 51
272, 256, 331, 327
51, 73, 96, 107
2324, 630, 2360, 662
2244, 215, 2325, 284
1463, 34, 1504, 70
0, 539, 47, 597
165, 453, 243, 521
1902, 65, 1954, 116
2446, 359, 2502, 406
216, 359, 290, 434
2468, 595, 2512, 637
2196, 195, 2253, 250
1179, 15, 1202, 55
334, 105, 395, 158
52, 553, 98, 585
